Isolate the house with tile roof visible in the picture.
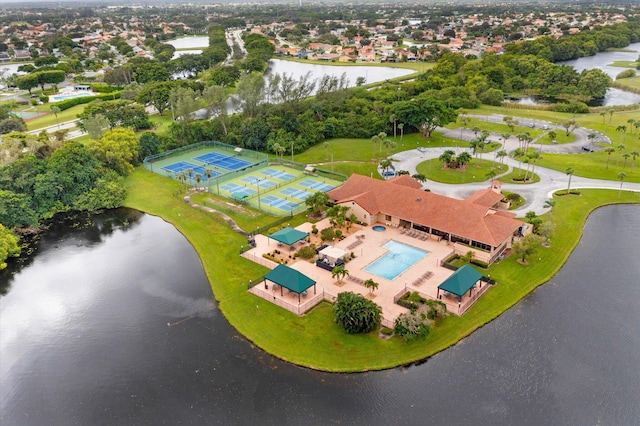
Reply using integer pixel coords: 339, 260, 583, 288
327, 174, 528, 264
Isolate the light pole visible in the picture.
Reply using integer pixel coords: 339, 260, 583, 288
257, 179, 262, 211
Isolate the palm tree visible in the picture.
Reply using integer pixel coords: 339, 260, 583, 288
616, 144, 625, 167
195, 173, 202, 189
186, 168, 194, 186
371, 134, 380, 159
364, 278, 379, 295
383, 138, 397, 157
469, 138, 480, 157
608, 108, 615, 124
389, 113, 397, 138
543, 199, 556, 210
500, 132, 511, 149
411, 173, 427, 183
604, 147, 615, 169
398, 123, 404, 141
331, 265, 349, 284
627, 118, 635, 133
457, 152, 472, 169
600, 111, 606, 124
622, 153, 631, 169
377, 132, 387, 154
617, 172, 627, 196
630, 151, 639, 169
323, 141, 329, 160
565, 167, 574, 195
50, 105, 61, 129
471, 126, 481, 138
485, 167, 499, 181
513, 148, 525, 171
177, 171, 187, 191
548, 130, 557, 144
529, 150, 541, 176
616, 125, 627, 144
379, 158, 395, 177
496, 150, 508, 164
439, 150, 455, 167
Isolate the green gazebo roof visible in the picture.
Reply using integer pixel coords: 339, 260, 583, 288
264, 264, 316, 294
438, 264, 483, 297
268, 227, 309, 245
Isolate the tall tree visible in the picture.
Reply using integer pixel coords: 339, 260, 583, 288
565, 167, 574, 195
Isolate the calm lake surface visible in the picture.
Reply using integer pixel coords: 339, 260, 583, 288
266, 59, 414, 87
164, 35, 210, 49
1, 205, 639, 425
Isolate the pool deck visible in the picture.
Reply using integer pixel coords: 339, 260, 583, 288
245, 219, 492, 323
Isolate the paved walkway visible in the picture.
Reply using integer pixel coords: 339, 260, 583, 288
392, 149, 640, 217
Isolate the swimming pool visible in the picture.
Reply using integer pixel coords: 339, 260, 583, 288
364, 240, 428, 280
49, 92, 94, 102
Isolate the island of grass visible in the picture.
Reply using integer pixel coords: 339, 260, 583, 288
124, 168, 639, 372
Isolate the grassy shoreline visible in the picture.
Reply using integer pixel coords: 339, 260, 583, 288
124, 168, 639, 372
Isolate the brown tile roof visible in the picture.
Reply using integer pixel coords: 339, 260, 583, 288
464, 188, 504, 207
328, 174, 522, 247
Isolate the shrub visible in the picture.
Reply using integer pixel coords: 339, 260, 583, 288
39, 94, 48, 103
550, 101, 589, 114
320, 227, 336, 241
294, 244, 317, 260
380, 327, 394, 336
55, 91, 122, 111
615, 69, 636, 80
333, 292, 381, 334
394, 312, 430, 341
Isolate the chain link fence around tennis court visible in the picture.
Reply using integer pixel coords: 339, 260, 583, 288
144, 141, 346, 217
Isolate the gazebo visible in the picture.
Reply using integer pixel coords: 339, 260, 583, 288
268, 226, 309, 247
437, 264, 484, 301
263, 264, 317, 302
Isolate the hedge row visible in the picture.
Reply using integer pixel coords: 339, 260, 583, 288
55, 91, 122, 111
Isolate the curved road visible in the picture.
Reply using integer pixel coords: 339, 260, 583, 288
390, 115, 638, 216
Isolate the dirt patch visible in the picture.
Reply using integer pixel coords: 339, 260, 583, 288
205, 197, 258, 216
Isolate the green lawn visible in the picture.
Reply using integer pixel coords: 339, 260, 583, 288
608, 60, 639, 68
279, 56, 434, 73
25, 104, 86, 131
417, 158, 508, 184
448, 117, 544, 139
499, 167, 540, 184
123, 168, 639, 372
613, 76, 640, 90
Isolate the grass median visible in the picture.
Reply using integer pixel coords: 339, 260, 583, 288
124, 167, 639, 372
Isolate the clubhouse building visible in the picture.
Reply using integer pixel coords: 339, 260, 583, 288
327, 174, 529, 265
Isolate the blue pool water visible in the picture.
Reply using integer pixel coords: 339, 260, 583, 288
364, 240, 428, 280
372, 225, 386, 232
50, 92, 94, 102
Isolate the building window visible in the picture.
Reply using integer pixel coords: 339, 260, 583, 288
385, 215, 391, 221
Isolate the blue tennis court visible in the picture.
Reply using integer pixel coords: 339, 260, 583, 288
260, 168, 296, 181
280, 187, 313, 200
220, 183, 257, 196
241, 176, 276, 189
194, 153, 252, 171
260, 195, 300, 211
298, 179, 336, 192
161, 161, 221, 179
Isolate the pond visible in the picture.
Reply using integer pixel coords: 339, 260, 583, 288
266, 58, 415, 87
1, 205, 638, 424
163, 35, 210, 49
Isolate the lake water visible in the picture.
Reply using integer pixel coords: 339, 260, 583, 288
1, 205, 639, 424
163, 35, 210, 49
266, 59, 415, 87
560, 42, 640, 79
